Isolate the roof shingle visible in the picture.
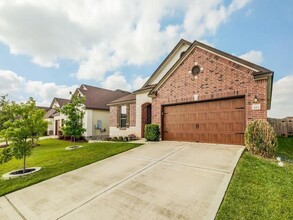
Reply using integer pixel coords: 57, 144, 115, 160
78, 84, 130, 110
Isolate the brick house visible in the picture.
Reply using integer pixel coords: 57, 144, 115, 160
108, 39, 273, 145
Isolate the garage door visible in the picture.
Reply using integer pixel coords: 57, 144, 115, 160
162, 98, 245, 145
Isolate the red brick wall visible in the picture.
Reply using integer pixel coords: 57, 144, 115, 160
110, 103, 136, 127
130, 104, 136, 126
110, 106, 117, 126
152, 46, 268, 128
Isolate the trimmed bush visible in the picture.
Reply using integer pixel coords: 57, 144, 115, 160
145, 124, 160, 141
118, 136, 124, 141
244, 119, 278, 158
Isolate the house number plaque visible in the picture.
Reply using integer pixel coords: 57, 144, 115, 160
252, 103, 261, 110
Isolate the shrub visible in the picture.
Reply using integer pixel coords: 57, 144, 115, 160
118, 136, 124, 141
112, 137, 118, 141
145, 124, 160, 141
244, 119, 278, 158
123, 137, 129, 142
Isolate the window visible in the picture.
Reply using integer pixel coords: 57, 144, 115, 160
120, 105, 127, 128
191, 65, 200, 76
96, 120, 102, 129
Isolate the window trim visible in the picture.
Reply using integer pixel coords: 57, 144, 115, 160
117, 105, 130, 129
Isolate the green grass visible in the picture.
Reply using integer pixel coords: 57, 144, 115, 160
217, 137, 293, 220
0, 139, 141, 197
276, 136, 293, 161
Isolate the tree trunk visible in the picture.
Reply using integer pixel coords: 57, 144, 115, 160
23, 155, 26, 174
23, 139, 27, 173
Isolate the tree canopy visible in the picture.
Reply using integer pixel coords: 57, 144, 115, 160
57, 94, 86, 143
0, 97, 48, 173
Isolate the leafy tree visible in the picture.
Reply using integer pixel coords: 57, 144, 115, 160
26, 98, 48, 146
0, 95, 14, 145
0, 97, 48, 173
57, 94, 86, 145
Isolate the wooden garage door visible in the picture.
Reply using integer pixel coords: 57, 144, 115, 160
162, 98, 245, 145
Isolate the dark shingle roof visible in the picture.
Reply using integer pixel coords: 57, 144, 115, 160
108, 93, 136, 105
44, 108, 56, 119
50, 98, 71, 108
78, 84, 131, 110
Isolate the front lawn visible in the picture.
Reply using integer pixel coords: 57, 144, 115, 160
217, 137, 293, 219
0, 139, 141, 197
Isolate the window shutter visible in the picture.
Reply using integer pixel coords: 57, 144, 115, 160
116, 106, 121, 128
126, 105, 130, 128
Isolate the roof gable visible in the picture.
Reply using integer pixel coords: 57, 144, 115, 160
148, 40, 274, 109
138, 39, 192, 90
76, 84, 131, 110
50, 98, 70, 108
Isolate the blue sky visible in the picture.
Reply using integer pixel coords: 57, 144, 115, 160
0, 0, 292, 118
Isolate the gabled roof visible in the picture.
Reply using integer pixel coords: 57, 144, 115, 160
76, 84, 130, 110
193, 40, 272, 73
108, 93, 136, 106
44, 108, 56, 119
132, 84, 156, 94
50, 98, 71, 108
134, 39, 192, 93
147, 40, 274, 109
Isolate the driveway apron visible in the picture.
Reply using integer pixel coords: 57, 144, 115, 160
0, 141, 244, 220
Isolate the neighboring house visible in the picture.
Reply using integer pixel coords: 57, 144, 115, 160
45, 98, 71, 135
108, 39, 273, 145
44, 108, 56, 135
73, 84, 130, 139
44, 85, 129, 139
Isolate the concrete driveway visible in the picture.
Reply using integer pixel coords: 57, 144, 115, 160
0, 142, 244, 220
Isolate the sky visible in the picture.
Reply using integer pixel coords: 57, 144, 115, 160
0, 0, 292, 118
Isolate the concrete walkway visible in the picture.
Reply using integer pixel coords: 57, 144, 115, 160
0, 142, 244, 220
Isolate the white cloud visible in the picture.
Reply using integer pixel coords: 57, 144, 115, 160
101, 72, 132, 91
0, 0, 251, 81
0, 70, 25, 94
0, 69, 78, 106
101, 72, 149, 92
132, 75, 149, 91
239, 50, 263, 64
25, 81, 78, 106
0, 69, 149, 106
268, 75, 293, 118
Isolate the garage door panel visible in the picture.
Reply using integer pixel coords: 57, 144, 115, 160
163, 98, 245, 145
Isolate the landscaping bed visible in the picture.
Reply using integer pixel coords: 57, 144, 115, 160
216, 137, 293, 219
0, 138, 141, 196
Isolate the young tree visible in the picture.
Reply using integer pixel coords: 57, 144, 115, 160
57, 94, 86, 146
0, 98, 48, 173
26, 98, 48, 146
